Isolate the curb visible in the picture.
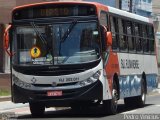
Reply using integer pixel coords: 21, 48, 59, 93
0, 96, 11, 102
158, 83, 160, 89
150, 88, 160, 95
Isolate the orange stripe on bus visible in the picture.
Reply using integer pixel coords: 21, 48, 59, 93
105, 51, 120, 94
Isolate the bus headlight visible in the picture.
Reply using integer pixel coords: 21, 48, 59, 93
12, 75, 32, 89
93, 70, 101, 79
77, 70, 101, 87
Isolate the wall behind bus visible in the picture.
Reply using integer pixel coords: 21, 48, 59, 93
152, 0, 160, 74
0, 24, 5, 72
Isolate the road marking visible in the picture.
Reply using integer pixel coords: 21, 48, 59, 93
0, 107, 29, 113
0, 101, 28, 111
46, 108, 56, 112
121, 110, 137, 114
0, 101, 11, 104
154, 105, 160, 107
0, 107, 56, 115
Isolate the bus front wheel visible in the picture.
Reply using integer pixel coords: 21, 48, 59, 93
103, 81, 118, 115
29, 102, 45, 117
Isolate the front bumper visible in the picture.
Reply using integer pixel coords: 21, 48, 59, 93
12, 80, 103, 107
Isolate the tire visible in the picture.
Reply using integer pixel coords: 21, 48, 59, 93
29, 102, 45, 117
103, 81, 119, 115
124, 78, 146, 108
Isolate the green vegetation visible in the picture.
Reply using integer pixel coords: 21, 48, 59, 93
0, 89, 11, 96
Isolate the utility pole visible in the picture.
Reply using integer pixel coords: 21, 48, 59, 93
129, 0, 132, 12
119, 0, 122, 9
115, 0, 120, 9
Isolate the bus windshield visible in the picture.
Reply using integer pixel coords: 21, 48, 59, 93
14, 21, 100, 65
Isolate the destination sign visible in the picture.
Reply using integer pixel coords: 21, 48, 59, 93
13, 4, 96, 20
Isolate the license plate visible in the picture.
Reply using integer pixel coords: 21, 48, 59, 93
47, 91, 62, 96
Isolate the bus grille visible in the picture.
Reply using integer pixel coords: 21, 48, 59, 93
32, 82, 78, 87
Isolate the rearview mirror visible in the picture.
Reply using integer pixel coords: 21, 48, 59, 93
4, 24, 14, 56
100, 25, 113, 49
106, 31, 112, 46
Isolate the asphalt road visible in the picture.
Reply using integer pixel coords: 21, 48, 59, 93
1, 93, 160, 120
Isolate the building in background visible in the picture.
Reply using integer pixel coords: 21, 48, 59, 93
131, 0, 152, 17
0, 0, 16, 73
84, 0, 152, 17
152, 0, 160, 68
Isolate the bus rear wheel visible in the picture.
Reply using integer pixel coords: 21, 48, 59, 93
124, 78, 146, 108
29, 102, 45, 117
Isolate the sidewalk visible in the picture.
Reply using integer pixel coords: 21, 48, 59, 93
0, 101, 28, 111
0, 96, 11, 102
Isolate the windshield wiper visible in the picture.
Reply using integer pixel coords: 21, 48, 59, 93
60, 20, 77, 42
30, 22, 47, 47
58, 20, 77, 57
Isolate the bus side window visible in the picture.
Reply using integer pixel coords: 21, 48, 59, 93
148, 25, 154, 39
110, 16, 118, 50
135, 23, 143, 52
148, 26, 155, 53
100, 11, 108, 28
127, 21, 135, 52
142, 25, 149, 53
100, 11, 108, 51
119, 19, 128, 51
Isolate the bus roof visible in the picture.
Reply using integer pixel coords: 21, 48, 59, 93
13, 1, 101, 11
13, 1, 152, 24
108, 6, 152, 23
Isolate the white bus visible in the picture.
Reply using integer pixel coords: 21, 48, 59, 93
4, 1, 158, 117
